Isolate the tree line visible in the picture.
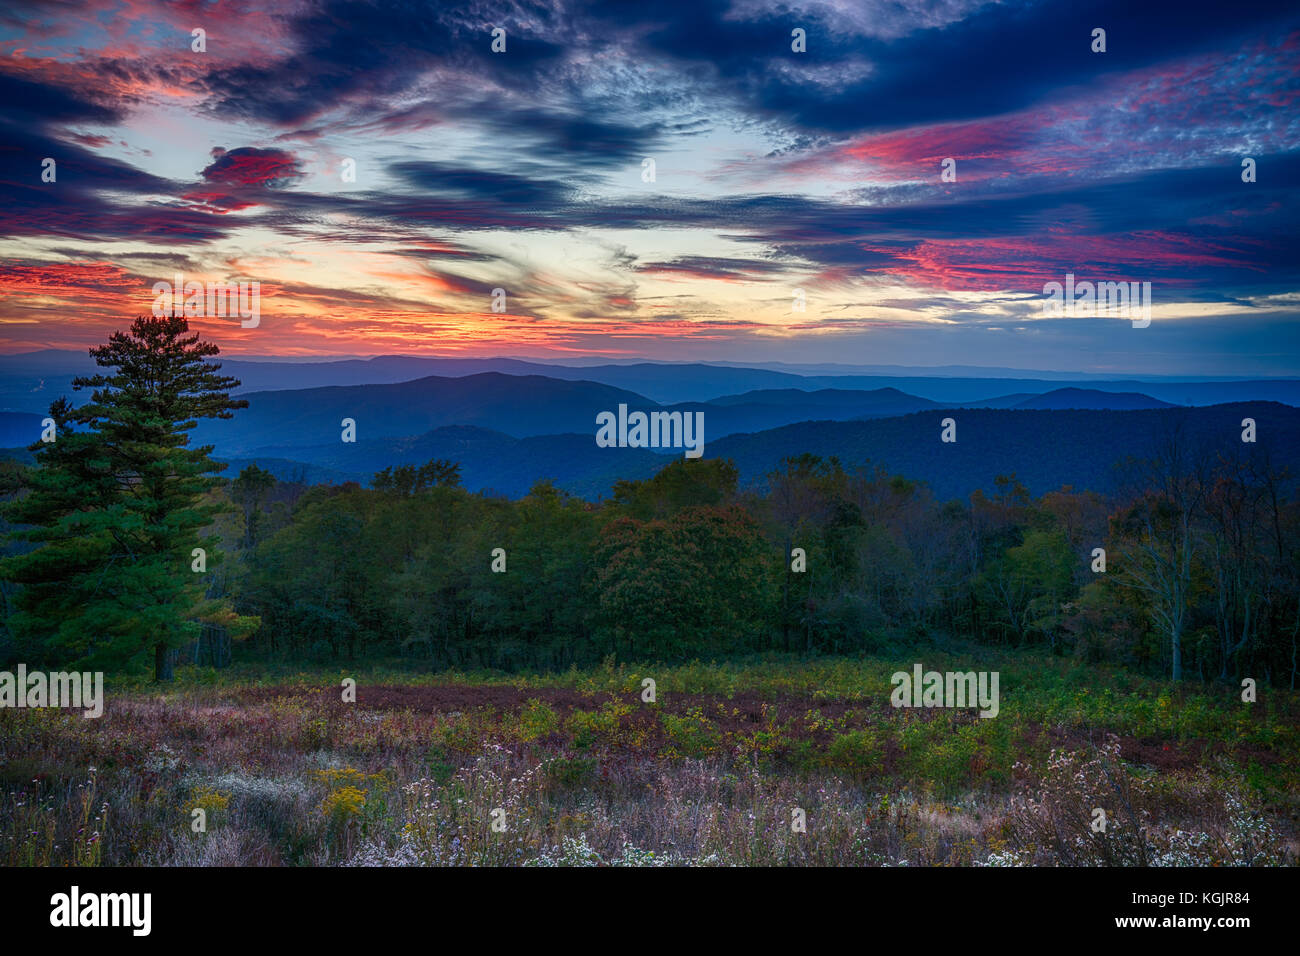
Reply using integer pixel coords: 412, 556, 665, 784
2, 319, 1297, 685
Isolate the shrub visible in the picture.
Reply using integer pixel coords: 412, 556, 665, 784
827, 729, 884, 777
518, 699, 561, 742
661, 708, 719, 757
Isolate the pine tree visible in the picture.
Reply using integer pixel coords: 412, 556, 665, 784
1, 316, 256, 680
231, 464, 276, 549
2, 396, 120, 665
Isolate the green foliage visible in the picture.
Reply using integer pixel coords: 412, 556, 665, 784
660, 707, 720, 757
230, 464, 275, 549
592, 505, 775, 660
827, 729, 886, 777
1, 317, 255, 679
567, 699, 632, 750
372, 459, 461, 494
518, 698, 561, 741
610, 458, 738, 520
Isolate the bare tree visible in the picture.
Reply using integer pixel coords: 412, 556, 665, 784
1113, 423, 1210, 681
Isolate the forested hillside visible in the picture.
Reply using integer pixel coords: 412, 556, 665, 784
125, 446, 1298, 687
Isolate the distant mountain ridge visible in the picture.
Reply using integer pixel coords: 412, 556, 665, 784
710, 386, 944, 415
220, 403, 1300, 501
6, 399, 1295, 502
190, 376, 959, 455
982, 388, 1177, 411
3, 350, 1298, 411
189, 377, 1193, 456
239, 425, 669, 499
191, 373, 652, 453
709, 403, 1299, 502
3, 357, 1298, 503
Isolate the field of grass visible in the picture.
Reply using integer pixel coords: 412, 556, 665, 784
2, 648, 1296, 866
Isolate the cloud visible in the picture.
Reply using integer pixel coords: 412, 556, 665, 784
387, 160, 577, 205
2, 0, 1297, 373
638, 256, 789, 281
201, 147, 305, 188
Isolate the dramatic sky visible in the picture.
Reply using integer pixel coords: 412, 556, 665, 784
2, 0, 1298, 374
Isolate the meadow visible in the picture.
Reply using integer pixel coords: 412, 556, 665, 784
2, 647, 1295, 867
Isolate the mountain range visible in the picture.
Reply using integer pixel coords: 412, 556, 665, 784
2, 355, 1296, 501
3, 350, 1299, 410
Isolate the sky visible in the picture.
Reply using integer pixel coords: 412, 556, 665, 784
1, 0, 1298, 375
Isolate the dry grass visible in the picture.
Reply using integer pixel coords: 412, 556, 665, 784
1, 666, 1294, 867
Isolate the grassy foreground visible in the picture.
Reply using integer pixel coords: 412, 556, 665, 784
2, 649, 1296, 866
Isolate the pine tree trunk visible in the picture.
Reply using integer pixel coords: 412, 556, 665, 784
155, 643, 175, 682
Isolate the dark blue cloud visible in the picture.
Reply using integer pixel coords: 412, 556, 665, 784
201, 0, 568, 127
0, 71, 126, 125
583, 0, 1300, 133
387, 160, 579, 205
